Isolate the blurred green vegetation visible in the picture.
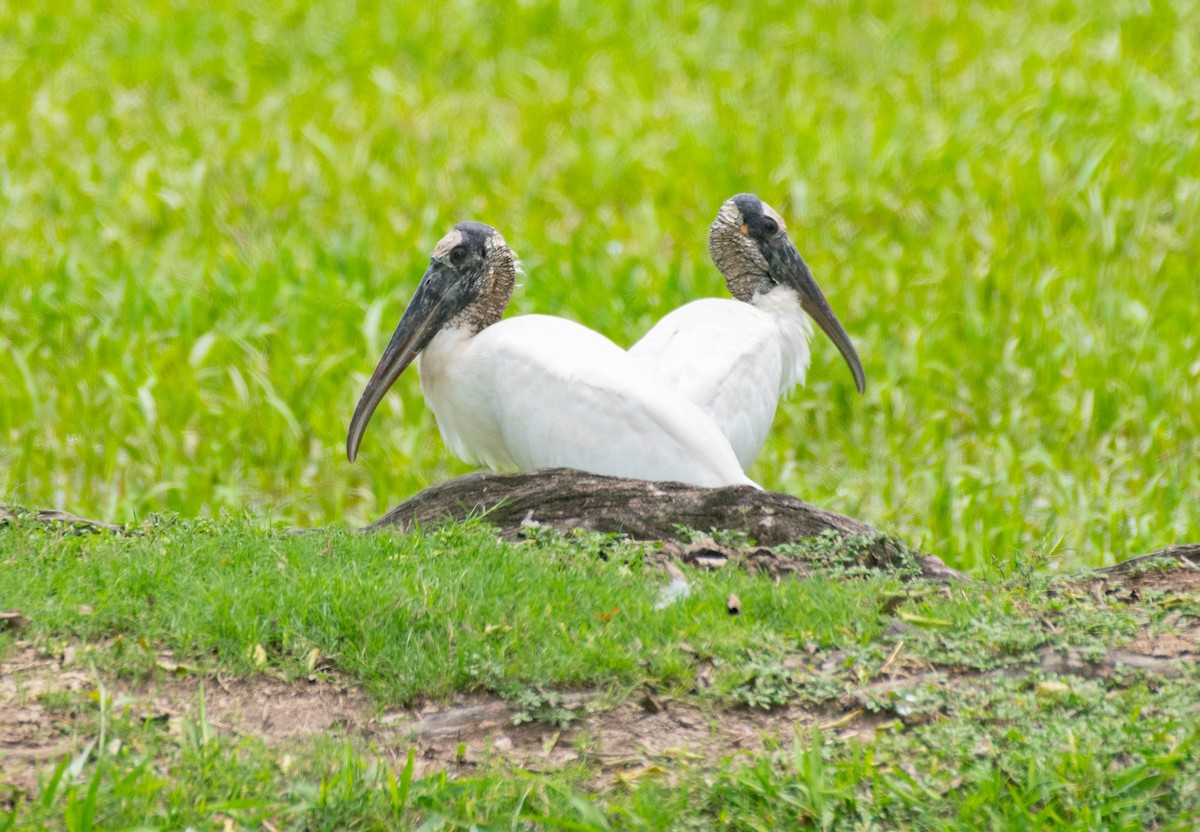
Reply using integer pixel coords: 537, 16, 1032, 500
0, 0, 1197, 569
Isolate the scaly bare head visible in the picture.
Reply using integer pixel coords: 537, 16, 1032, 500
709, 194, 865, 394
346, 222, 516, 461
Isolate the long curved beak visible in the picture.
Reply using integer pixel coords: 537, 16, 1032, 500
769, 241, 866, 394
346, 262, 454, 462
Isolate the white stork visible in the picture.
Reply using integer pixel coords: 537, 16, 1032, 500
347, 221, 756, 489
628, 194, 865, 470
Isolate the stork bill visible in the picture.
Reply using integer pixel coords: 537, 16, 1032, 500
628, 194, 865, 470
347, 221, 756, 489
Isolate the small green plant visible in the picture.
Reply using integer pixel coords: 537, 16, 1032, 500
671, 525, 755, 548
1121, 556, 1184, 578
511, 688, 579, 730
793, 673, 847, 707
776, 530, 923, 579
36, 690, 82, 714
728, 660, 795, 710
520, 524, 648, 566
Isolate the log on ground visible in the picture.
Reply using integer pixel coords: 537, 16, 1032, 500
368, 468, 963, 581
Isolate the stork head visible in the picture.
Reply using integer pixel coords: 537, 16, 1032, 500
709, 194, 866, 394
346, 222, 516, 462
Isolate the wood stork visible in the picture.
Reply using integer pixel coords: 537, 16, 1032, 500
628, 194, 866, 470
346, 221, 756, 488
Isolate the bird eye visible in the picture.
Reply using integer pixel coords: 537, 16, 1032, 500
449, 246, 468, 266
762, 218, 779, 235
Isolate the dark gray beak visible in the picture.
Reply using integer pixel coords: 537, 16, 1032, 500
346, 261, 456, 462
768, 241, 866, 394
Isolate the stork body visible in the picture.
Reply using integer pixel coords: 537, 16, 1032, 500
629, 288, 813, 469
630, 194, 865, 470
415, 314, 756, 486
347, 222, 755, 489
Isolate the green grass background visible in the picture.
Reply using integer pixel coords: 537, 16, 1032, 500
1, 0, 1197, 570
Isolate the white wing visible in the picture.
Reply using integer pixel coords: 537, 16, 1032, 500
629, 299, 783, 469
420, 315, 756, 488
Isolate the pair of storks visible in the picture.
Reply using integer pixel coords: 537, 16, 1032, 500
346, 194, 865, 489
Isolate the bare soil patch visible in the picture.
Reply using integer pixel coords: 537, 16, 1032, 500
0, 643, 374, 794
0, 642, 839, 790
6, 616, 1198, 797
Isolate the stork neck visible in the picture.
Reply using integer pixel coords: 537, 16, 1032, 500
448, 251, 516, 335
418, 324, 471, 381
709, 224, 773, 302
752, 284, 814, 391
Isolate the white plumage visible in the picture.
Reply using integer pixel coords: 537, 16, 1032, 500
417, 315, 755, 487
629, 288, 814, 470
348, 222, 756, 489
629, 194, 865, 471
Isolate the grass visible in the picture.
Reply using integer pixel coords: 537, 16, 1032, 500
3, 519, 1200, 829
7, 688, 1199, 830
0, 518, 1167, 706
0, 518, 900, 705
1, 0, 1198, 570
